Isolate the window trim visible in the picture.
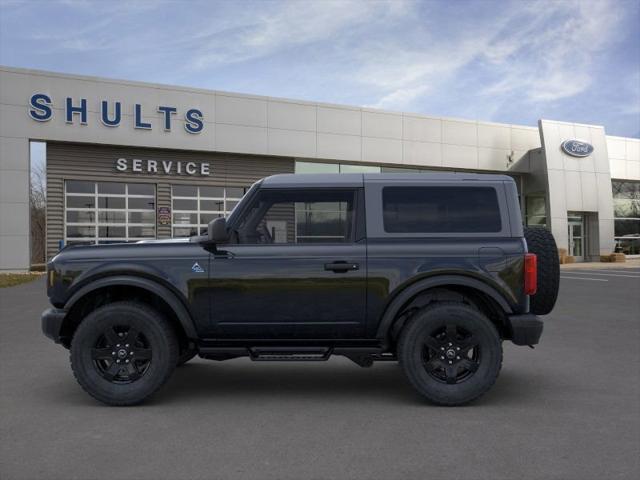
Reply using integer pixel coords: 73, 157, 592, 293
364, 180, 511, 238
233, 187, 360, 246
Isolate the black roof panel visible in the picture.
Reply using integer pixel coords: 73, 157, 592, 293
261, 172, 513, 188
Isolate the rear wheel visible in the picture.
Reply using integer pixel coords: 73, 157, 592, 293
70, 301, 178, 406
398, 302, 502, 405
524, 226, 560, 315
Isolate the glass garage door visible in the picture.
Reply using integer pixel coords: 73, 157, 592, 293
171, 185, 246, 237
65, 180, 156, 246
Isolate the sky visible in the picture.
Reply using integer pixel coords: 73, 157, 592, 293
1, 0, 639, 137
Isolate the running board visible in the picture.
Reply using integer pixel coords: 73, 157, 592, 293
249, 347, 331, 361
198, 345, 396, 367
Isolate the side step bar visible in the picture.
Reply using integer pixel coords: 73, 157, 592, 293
198, 345, 397, 367
249, 347, 331, 362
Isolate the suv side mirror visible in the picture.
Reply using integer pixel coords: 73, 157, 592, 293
208, 217, 229, 243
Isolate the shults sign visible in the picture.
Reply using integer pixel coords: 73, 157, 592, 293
28, 93, 204, 134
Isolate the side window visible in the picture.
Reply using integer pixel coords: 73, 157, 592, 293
236, 189, 356, 244
382, 186, 501, 233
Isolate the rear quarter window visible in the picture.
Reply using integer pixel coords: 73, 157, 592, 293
382, 186, 502, 233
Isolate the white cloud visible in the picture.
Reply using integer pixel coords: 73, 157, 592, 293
361, 37, 496, 109
355, 0, 624, 111
368, 84, 430, 110
481, 0, 622, 103
189, 0, 409, 70
1, 0, 633, 132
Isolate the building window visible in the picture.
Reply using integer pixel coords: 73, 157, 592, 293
612, 180, 640, 255
65, 181, 155, 245
296, 161, 339, 174
296, 200, 351, 243
525, 196, 547, 227
296, 161, 381, 174
171, 185, 247, 237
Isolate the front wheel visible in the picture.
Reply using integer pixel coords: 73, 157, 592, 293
70, 301, 178, 406
398, 302, 502, 406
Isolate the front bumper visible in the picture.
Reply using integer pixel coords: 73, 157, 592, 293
507, 313, 543, 346
41, 308, 67, 344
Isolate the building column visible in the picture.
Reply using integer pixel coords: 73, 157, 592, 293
0, 136, 30, 271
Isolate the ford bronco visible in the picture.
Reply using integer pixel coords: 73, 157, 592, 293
42, 173, 559, 406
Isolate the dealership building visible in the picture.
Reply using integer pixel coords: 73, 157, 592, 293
1, 65, 639, 271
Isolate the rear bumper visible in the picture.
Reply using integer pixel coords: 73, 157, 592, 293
41, 308, 67, 344
507, 313, 543, 346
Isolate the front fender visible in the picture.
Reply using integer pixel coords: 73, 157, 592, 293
64, 275, 198, 339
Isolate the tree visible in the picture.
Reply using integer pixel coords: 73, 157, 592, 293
30, 161, 46, 265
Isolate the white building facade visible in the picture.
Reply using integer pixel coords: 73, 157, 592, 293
1, 66, 638, 270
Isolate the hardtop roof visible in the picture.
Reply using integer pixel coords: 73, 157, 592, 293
261, 172, 514, 188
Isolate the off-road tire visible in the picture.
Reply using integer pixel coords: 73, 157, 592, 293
524, 226, 560, 315
70, 301, 178, 406
398, 302, 502, 406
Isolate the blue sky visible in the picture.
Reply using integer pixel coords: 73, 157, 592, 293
1, 0, 639, 137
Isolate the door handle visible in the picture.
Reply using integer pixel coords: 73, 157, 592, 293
213, 250, 235, 259
324, 261, 359, 273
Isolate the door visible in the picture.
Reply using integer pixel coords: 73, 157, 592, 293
568, 213, 584, 262
206, 188, 367, 339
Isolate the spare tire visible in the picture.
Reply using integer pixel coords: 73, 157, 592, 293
524, 226, 560, 315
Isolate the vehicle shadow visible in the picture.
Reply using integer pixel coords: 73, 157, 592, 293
149, 359, 543, 407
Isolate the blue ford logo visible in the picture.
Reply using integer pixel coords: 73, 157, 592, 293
561, 139, 594, 157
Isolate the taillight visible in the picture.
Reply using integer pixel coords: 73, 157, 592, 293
524, 253, 537, 295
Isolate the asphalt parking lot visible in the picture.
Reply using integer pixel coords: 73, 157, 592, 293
1, 267, 639, 480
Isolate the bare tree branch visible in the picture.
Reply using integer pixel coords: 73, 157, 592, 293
30, 161, 46, 265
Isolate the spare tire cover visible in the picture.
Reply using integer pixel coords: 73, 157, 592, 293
524, 227, 560, 315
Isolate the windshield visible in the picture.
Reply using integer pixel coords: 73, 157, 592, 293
226, 180, 262, 227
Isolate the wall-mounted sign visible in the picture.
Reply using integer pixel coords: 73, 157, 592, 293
561, 139, 594, 157
115, 157, 210, 176
28, 93, 204, 134
157, 207, 171, 226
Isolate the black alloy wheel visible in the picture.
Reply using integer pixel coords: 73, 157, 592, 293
422, 323, 480, 385
91, 325, 152, 383
398, 301, 502, 406
70, 301, 178, 406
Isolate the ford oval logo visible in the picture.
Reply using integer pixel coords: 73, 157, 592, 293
561, 139, 594, 157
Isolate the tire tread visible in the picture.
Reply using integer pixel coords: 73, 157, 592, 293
398, 301, 503, 406
70, 301, 178, 406
524, 227, 560, 315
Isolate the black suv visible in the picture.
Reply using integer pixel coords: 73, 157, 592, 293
42, 173, 559, 406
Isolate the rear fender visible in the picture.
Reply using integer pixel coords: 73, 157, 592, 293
375, 275, 513, 342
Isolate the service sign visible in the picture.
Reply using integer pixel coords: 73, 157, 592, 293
561, 139, 594, 157
115, 157, 210, 176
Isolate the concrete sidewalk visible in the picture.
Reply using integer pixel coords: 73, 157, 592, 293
561, 258, 640, 270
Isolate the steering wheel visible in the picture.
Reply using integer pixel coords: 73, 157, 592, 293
258, 223, 273, 244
